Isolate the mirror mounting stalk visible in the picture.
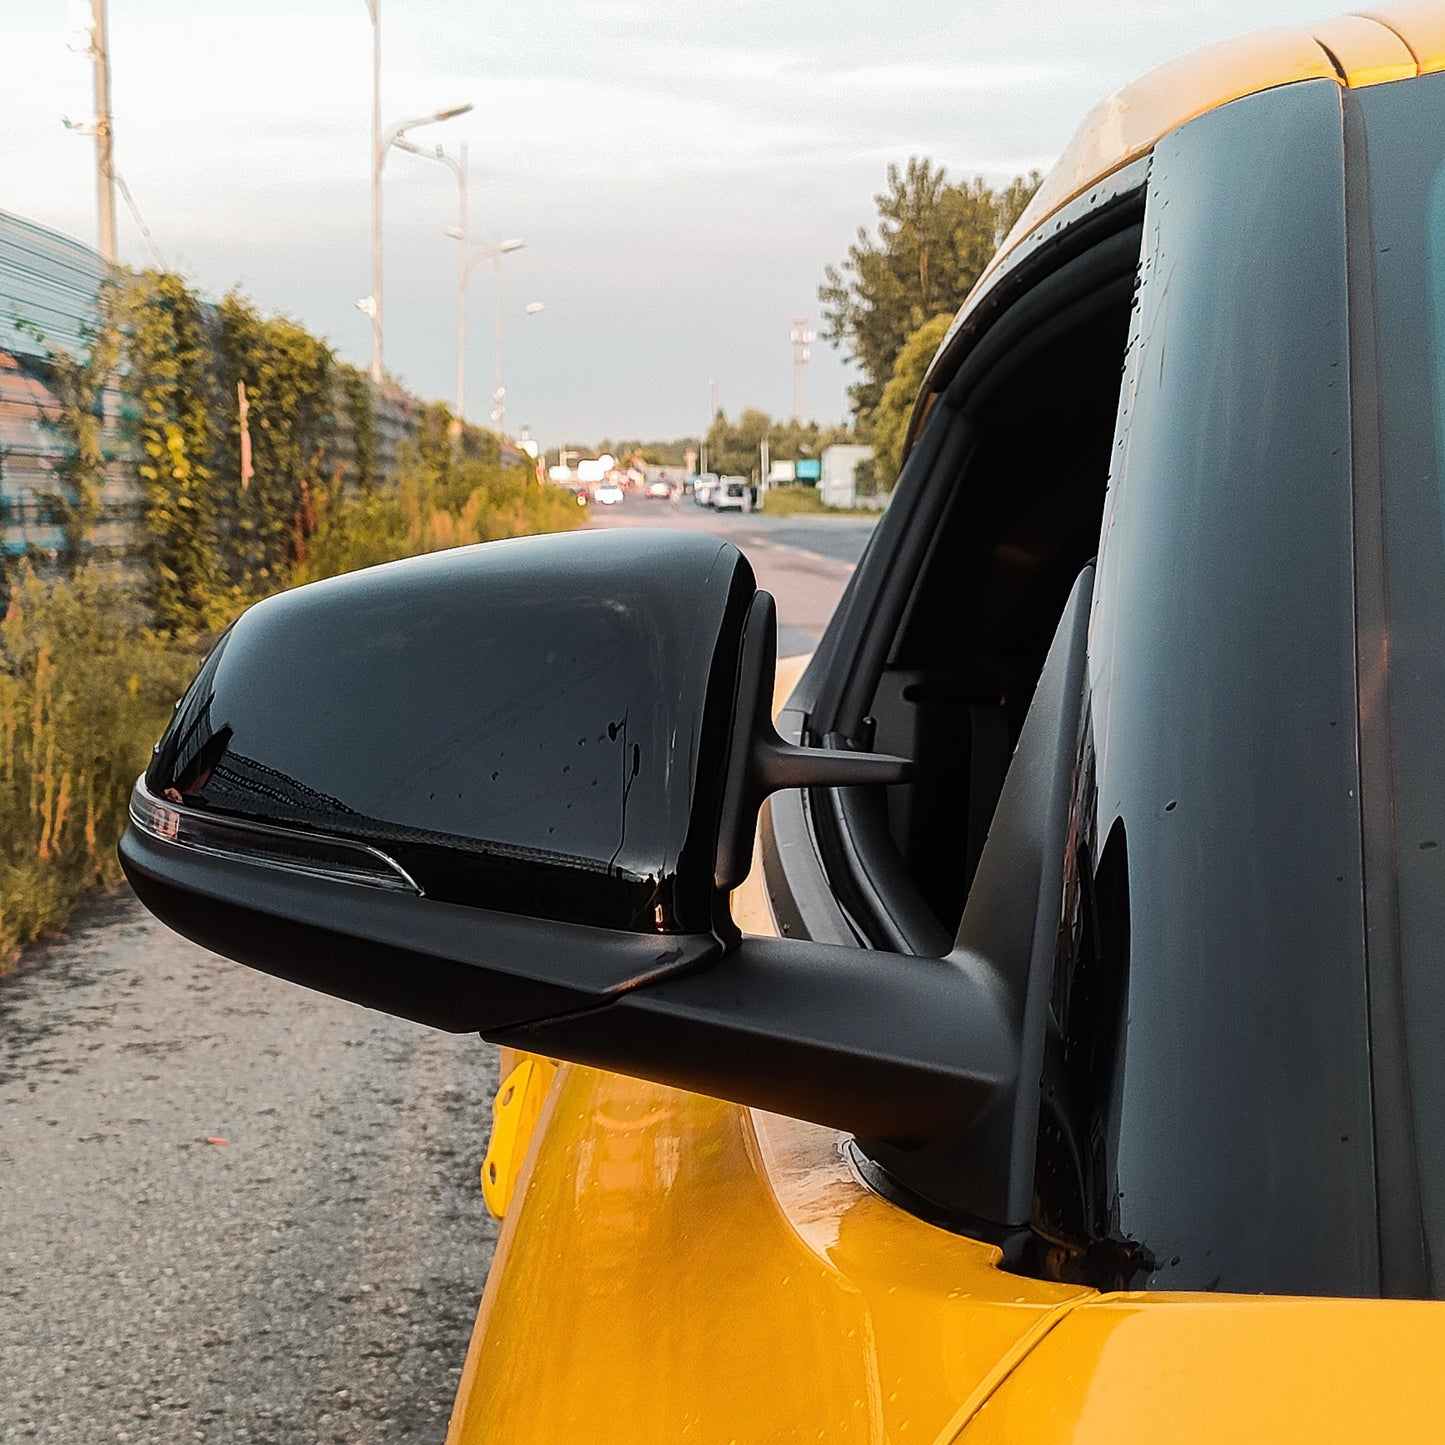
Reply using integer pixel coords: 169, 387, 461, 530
714, 591, 912, 892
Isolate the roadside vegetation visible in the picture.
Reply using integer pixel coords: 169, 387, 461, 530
0, 272, 580, 971
757, 487, 875, 518
0, 568, 200, 962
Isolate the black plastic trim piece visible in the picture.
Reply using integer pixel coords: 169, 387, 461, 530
714, 592, 912, 893
904, 155, 1151, 462
758, 726, 860, 949
120, 827, 722, 1035
1341, 84, 1430, 1298
855, 567, 1094, 1226
498, 931, 1016, 1148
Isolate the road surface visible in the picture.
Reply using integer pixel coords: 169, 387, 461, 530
0, 501, 876, 1443
583, 491, 875, 654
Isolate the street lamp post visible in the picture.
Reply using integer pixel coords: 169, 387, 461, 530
363, 0, 470, 384
365, 0, 380, 382
449, 145, 467, 421
397, 140, 468, 421
494, 298, 544, 436
432, 233, 537, 436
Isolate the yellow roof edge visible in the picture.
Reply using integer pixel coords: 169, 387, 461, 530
1313, 13, 1417, 86
962, 6, 1445, 314
906, 4, 1445, 463
970, 28, 1339, 310
1358, 3, 1445, 74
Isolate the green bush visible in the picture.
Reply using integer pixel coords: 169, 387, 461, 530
293, 439, 583, 584
0, 567, 200, 968
759, 486, 873, 517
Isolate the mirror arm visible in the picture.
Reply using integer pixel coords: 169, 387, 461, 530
492, 931, 1015, 1147
715, 591, 912, 891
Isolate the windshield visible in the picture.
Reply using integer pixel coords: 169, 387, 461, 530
1359, 68, 1445, 1293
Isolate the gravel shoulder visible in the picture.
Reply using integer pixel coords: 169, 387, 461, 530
1, 890, 498, 1443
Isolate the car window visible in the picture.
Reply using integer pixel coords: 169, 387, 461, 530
812, 219, 1142, 946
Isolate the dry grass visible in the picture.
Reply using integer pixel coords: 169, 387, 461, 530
0, 568, 200, 969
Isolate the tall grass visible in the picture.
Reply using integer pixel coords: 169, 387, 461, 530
758, 486, 877, 517
292, 447, 583, 584
0, 451, 581, 972
0, 568, 201, 969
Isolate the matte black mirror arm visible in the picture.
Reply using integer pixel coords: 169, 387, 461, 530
856, 565, 1095, 1228
493, 930, 1017, 1149
715, 590, 913, 891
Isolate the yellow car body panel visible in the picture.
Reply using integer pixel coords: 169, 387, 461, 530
481, 1053, 558, 1218
958, 1297, 1445, 1442
449, 1065, 1089, 1445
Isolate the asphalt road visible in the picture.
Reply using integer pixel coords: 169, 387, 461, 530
0, 502, 875, 1443
584, 491, 876, 654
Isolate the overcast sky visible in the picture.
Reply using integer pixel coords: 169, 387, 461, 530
5, 0, 1342, 444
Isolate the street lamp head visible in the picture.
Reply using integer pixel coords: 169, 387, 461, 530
498, 238, 525, 255
445, 226, 464, 240
523, 302, 545, 315
433, 103, 473, 122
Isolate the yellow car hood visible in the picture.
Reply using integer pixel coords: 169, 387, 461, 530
960, 1293, 1445, 1440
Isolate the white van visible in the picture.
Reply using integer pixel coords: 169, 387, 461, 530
714, 477, 750, 512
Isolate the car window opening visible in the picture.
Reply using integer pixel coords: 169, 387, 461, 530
845, 230, 1140, 941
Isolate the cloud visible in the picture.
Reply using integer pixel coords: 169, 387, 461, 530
2, 0, 1349, 439
825, 61, 1080, 91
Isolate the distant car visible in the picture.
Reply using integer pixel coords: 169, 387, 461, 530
591, 483, 624, 506
713, 478, 749, 512
645, 479, 672, 500
693, 476, 719, 507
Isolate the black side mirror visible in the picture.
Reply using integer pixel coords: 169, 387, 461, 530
120, 531, 1028, 1154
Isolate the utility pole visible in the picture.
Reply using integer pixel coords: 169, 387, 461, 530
492, 252, 504, 430
790, 315, 815, 423
367, 0, 382, 384
454, 142, 468, 424
90, 0, 116, 264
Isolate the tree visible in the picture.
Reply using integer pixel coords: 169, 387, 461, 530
703, 411, 855, 480
119, 270, 225, 631
820, 159, 1039, 419
869, 312, 954, 492
704, 408, 773, 479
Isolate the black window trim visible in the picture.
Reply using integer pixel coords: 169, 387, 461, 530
778, 204, 1148, 959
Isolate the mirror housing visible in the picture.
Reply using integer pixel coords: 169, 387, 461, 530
119, 531, 1016, 1150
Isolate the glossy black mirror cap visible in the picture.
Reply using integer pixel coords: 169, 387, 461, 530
145, 530, 757, 936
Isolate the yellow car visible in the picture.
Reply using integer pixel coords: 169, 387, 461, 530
123, 5, 1445, 1439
